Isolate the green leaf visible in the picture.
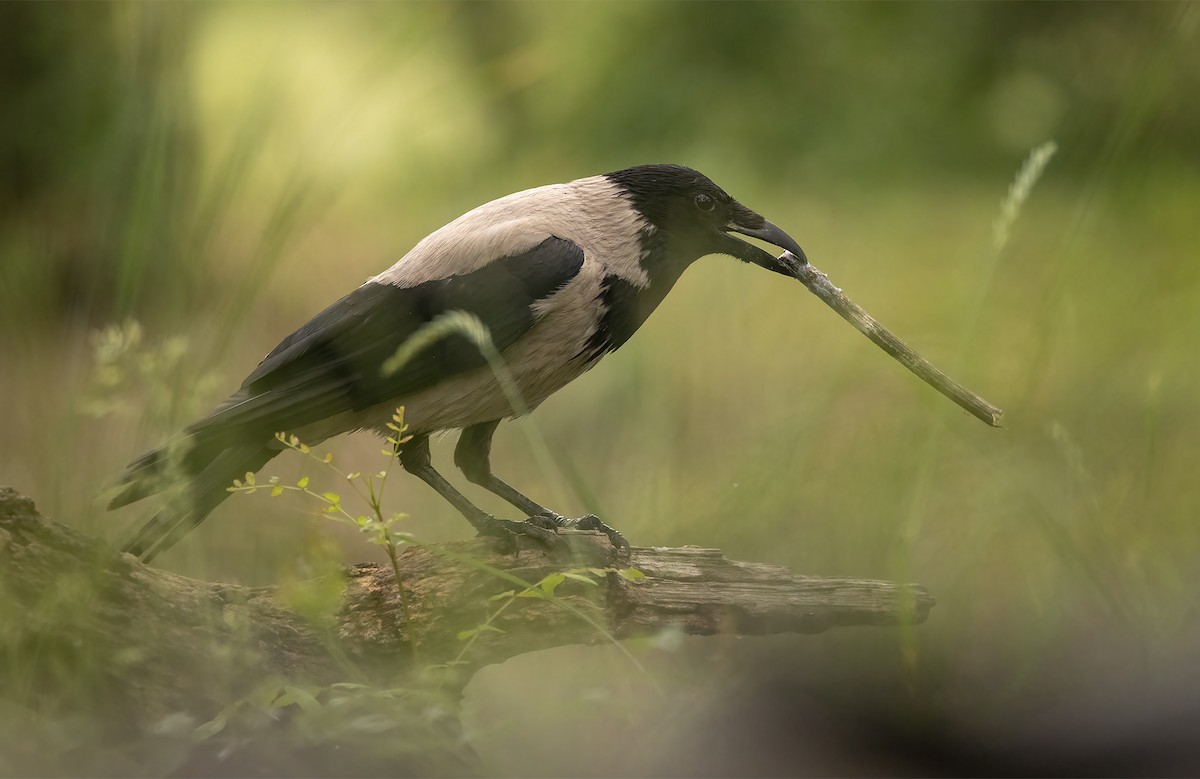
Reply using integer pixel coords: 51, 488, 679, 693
488, 590, 516, 601
457, 628, 478, 641
617, 568, 646, 582
563, 572, 599, 587
253, 684, 287, 709
191, 716, 226, 742
244, 472, 256, 485
297, 476, 310, 489
329, 682, 372, 691
323, 492, 340, 503
323, 452, 333, 463
270, 486, 284, 497
277, 685, 322, 714
539, 572, 566, 595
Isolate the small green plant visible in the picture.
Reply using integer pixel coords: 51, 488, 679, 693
228, 407, 418, 643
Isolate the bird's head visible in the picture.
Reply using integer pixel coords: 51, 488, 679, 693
606, 164, 807, 277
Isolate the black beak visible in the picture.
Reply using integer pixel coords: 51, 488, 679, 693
719, 208, 808, 278
729, 219, 807, 265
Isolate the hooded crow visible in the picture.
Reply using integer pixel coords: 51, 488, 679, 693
111, 164, 807, 562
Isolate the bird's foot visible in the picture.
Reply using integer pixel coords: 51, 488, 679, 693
477, 515, 570, 557
476, 513, 630, 558
540, 512, 631, 556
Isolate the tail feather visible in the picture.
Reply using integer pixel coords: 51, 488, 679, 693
120, 443, 275, 562
107, 432, 243, 510
106, 444, 182, 509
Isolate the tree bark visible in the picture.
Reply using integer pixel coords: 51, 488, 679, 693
0, 486, 934, 730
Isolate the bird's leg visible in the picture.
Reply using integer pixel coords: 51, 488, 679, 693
397, 433, 565, 553
455, 421, 630, 553
455, 421, 550, 517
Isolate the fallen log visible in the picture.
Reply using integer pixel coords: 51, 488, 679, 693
0, 486, 933, 773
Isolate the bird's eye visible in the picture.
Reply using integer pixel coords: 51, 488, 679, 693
694, 193, 715, 212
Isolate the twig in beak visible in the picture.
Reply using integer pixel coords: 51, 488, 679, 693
780, 251, 1004, 427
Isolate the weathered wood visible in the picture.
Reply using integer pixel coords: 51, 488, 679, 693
612, 545, 934, 637
0, 486, 933, 730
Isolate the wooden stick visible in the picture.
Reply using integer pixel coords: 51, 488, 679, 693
779, 251, 1004, 427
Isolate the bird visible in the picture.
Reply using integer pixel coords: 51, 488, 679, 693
110, 164, 807, 562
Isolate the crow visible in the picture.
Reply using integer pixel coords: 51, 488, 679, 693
110, 164, 807, 562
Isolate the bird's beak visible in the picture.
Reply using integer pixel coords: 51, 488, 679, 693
720, 206, 809, 278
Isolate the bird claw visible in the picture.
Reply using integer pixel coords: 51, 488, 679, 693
477, 512, 630, 558
557, 513, 631, 556
478, 516, 570, 557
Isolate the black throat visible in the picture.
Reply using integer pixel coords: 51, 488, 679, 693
581, 224, 701, 363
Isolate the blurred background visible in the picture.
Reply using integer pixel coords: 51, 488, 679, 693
2, 1, 1199, 775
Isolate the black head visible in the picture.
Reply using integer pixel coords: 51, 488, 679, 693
605, 164, 807, 276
